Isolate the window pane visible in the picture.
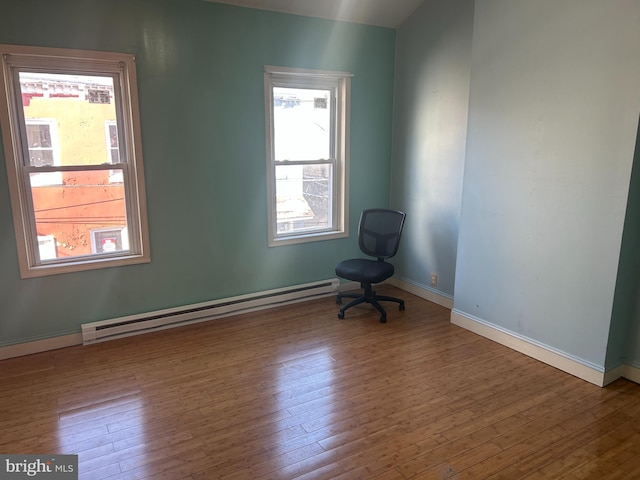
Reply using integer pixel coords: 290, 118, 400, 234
30, 170, 128, 260
19, 72, 117, 167
275, 164, 333, 233
273, 87, 331, 161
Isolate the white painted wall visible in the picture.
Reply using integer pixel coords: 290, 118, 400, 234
454, 0, 640, 369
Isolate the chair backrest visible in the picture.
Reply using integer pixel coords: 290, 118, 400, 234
358, 209, 406, 260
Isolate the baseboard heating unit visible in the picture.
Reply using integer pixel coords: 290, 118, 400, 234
81, 278, 340, 345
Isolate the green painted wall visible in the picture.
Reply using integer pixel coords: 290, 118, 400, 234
391, 0, 474, 298
0, 0, 396, 345
612, 117, 640, 370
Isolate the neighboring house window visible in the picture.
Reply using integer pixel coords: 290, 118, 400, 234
105, 120, 123, 183
105, 120, 120, 163
264, 65, 351, 246
37, 235, 57, 260
25, 119, 62, 186
0, 45, 150, 278
91, 227, 128, 254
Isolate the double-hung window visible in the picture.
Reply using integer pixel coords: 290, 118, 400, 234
0, 45, 150, 277
264, 66, 351, 246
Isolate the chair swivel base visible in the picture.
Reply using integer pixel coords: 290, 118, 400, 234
336, 285, 405, 323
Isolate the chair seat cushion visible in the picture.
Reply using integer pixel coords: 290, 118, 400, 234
335, 258, 395, 284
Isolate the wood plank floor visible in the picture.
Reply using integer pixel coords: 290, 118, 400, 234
1, 286, 640, 479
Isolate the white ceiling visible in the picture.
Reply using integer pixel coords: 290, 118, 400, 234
207, 0, 424, 28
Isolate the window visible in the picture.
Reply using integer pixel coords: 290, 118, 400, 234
0, 45, 150, 277
264, 66, 350, 246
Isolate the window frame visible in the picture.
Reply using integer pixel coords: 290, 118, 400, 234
264, 65, 350, 247
0, 44, 150, 278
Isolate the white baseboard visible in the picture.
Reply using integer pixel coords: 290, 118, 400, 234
603, 365, 626, 386
341, 277, 454, 309
4, 281, 339, 357
450, 309, 607, 386
0, 333, 82, 361
620, 364, 640, 385
0, 280, 414, 360
5, 290, 639, 390
388, 277, 454, 309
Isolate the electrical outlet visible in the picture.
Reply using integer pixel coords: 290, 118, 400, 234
430, 273, 438, 287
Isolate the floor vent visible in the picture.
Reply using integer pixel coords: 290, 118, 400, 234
81, 278, 339, 344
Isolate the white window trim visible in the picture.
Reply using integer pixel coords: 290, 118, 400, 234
0, 44, 151, 278
264, 65, 350, 247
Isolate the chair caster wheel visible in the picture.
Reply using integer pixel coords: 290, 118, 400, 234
338, 312, 345, 319
399, 303, 405, 311
380, 316, 387, 323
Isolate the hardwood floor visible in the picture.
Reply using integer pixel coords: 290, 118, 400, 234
1, 286, 640, 479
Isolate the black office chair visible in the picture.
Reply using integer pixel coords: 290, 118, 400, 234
335, 208, 406, 323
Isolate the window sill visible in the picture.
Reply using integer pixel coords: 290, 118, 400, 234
269, 230, 348, 247
20, 253, 151, 278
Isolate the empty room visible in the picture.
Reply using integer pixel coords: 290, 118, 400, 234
1, 0, 640, 478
